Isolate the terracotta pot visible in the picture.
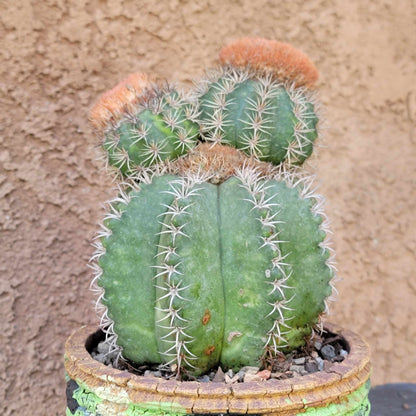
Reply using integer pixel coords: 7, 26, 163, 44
64, 323, 371, 415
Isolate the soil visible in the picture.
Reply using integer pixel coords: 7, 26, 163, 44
1, 1, 415, 415
89, 327, 349, 383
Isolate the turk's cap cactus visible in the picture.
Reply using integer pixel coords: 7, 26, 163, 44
88, 38, 337, 378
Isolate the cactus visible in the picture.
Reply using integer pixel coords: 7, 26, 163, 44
195, 38, 320, 166
90, 73, 200, 177
90, 38, 337, 377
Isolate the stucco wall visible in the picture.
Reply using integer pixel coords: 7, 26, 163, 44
1, 1, 415, 414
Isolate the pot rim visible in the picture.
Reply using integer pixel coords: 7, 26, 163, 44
65, 322, 371, 414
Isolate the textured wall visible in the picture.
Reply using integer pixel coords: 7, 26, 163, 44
1, 1, 415, 414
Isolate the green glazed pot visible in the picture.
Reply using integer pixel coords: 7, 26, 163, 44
65, 323, 371, 416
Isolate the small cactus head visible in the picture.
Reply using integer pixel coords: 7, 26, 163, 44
219, 37, 319, 88
90, 73, 200, 178
195, 67, 320, 166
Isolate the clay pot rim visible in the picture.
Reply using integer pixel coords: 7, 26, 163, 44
65, 322, 370, 413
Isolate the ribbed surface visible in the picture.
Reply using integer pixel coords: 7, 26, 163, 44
96, 167, 332, 374
197, 69, 318, 165
102, 89, 199, 175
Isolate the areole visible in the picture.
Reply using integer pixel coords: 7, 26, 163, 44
65, 323, 371, 416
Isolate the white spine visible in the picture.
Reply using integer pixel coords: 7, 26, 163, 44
154, 174, 207, 371
89, 182, 140, 361
235, 165, 295, 352
284, 82, 318, 165
274, 165, 338, 328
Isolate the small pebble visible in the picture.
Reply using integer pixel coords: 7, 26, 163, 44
321, 345, 336, 360
315, 356, 324, 371
225, 374, 239, 384
97, 341, 109, 354
256, 369, 271, 380
240, 366, 260, 375
314, 341, 322, 350
198, 375, 210, 383
305, 361, 318, 373
293, 357, 306, 365
236, 370, 245, 382
339, 349, 348, 357
244, 373, 262, 382
97, 353, 114, 366
226, 369, 234, 378
289, 365, 304, 373
212, 367, 225, 382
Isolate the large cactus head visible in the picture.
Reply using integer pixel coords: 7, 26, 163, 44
92, 147, 335, 376
90, 39, 336, 377
195, 38, 320, 166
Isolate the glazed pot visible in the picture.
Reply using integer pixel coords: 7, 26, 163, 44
64, 323, 371, 416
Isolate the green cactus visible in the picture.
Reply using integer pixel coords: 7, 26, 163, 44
90, 38, 336, 378
92, 160, 335, 375
96, 83, 200, 177
195, 68, 319, 165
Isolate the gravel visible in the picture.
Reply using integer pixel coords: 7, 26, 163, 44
91, 328, 349, 383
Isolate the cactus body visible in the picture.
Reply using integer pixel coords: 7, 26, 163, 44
95, 164, 333, 375
196, 69, 318, 166
100, 86, 199, 176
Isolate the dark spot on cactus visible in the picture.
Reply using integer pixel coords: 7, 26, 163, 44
204, 345, 216, 356
202, 309, 211, 325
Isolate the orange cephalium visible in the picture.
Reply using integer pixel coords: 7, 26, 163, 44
219, 37, 318, 88
90, 73, 154, 131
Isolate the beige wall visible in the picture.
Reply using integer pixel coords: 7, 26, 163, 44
1, 1, 415, 414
